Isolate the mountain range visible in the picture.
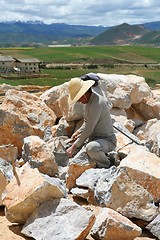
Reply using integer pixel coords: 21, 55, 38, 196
0, 20, 160, 46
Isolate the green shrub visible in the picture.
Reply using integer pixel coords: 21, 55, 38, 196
145, 77, 156, 88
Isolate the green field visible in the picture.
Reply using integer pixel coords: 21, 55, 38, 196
0, 46, 160, 88
1, 46, 160, 63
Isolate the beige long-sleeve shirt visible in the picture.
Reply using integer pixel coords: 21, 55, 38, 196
75, 92, 114, 148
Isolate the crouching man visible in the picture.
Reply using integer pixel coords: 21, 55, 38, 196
66, 77, 116, 168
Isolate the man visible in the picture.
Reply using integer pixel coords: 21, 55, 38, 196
80, 72, 113, 109
66, 77, 116, 168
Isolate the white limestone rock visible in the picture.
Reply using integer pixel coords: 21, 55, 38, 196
22, 198, 95, 240
94, 166, 158, 221
146, 214, 160, 240
0, 158, 13, 206
2, 163, 66, 224
22, 135, 58, 176
119, 144, 160, 202
90, 207, 142, 240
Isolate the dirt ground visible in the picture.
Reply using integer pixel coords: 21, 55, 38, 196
0, 206, 157, 240
0, 207, 32, 240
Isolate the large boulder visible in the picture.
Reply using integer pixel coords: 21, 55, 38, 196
90, 207, 142, 240
2, 163, 66, 224
22, 135, 58, 176
22, 198, 95, 240
119, 144, 160, 201
97, 73, 152, 109
0, 89, 57, 155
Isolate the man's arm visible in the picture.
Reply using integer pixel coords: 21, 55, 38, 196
75, 97, 101, 147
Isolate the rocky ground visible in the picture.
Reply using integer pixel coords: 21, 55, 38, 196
0, 83, 159, 240
0, 206, 157, 240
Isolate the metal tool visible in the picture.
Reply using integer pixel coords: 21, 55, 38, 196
113, 122, 144, 146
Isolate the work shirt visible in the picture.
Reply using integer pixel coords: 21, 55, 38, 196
92, 83, 113, 110
75, 92, 115, 148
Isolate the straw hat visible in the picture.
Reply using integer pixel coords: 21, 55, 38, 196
68, 77, 94, 104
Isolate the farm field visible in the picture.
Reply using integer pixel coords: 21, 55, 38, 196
1, 46, 160, 63
0, 46, 160, 88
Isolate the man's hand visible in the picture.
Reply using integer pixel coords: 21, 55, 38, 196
71, 131, 80, 141
66, 143, 77, 158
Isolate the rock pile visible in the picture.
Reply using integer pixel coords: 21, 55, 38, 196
0, 74, 160, 240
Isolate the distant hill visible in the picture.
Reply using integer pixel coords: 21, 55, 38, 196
0, 21, 108, 46
142, 21, 160, 30
0, 20, 160, 46
134, 30, 160, 45
90, 23, 150, 45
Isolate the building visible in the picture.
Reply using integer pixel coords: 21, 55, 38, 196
0, 55, 40, 74
14, 58, 40, 73
0, 55, 15, 73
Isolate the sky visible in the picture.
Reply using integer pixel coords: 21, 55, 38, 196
1, 0, 160, 27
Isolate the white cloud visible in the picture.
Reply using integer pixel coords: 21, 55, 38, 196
0, 0, 160, 26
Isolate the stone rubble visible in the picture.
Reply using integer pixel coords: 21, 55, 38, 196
0, 74, 160, 240
90, 207, 142, 240
22, 198, 95, 240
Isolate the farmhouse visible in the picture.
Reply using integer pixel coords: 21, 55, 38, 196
0, 55, 15, 73
0, 55, 40, 74
14, 58, 40, 73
